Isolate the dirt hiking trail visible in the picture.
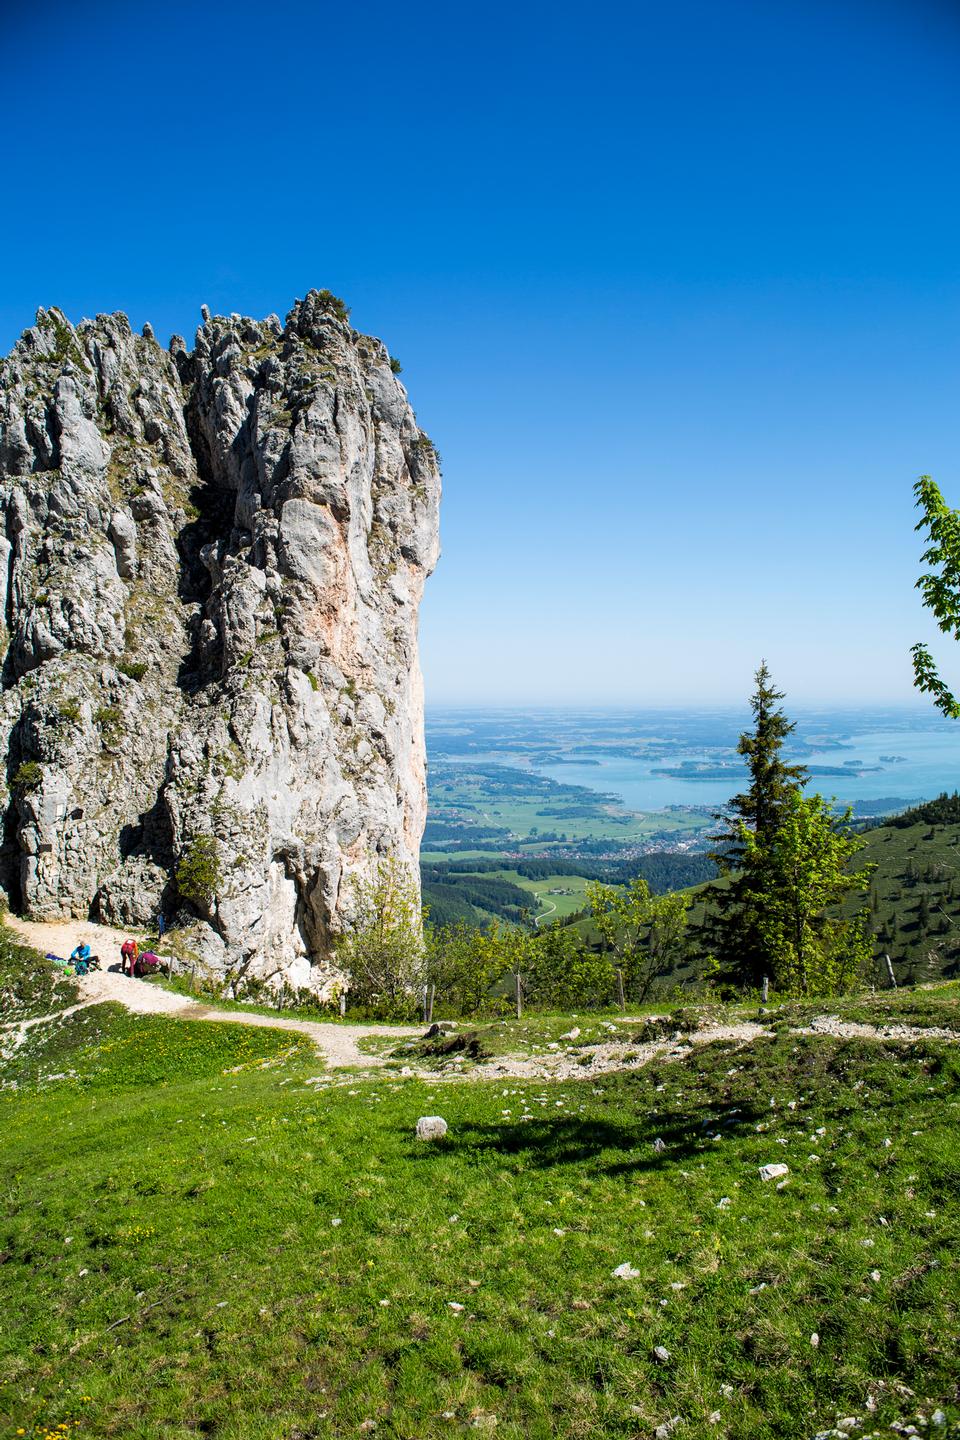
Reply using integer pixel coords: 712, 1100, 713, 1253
5, 914, 959, 1082
3, 914, 420, 1068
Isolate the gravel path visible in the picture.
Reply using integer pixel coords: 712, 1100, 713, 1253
5, 915, 958, 1082
3, 915, 420, 1068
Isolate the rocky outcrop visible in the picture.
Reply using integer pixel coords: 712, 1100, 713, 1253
0, 291, 440, 993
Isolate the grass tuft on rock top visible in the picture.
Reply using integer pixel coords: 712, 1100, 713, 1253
3, 958, 960, 1437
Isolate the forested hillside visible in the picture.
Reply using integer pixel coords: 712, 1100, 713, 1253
855, 806, 960, 984
421, 852, 717, 930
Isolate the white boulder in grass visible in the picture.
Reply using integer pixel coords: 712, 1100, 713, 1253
416, 1115, 448, 1141
759, 1163, 789, 1182
612, 1262, 640, 1280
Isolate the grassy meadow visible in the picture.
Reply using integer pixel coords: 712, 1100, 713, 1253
3, 934, 960, 1438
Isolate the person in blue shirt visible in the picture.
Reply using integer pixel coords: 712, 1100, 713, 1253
69, 942, 92, 975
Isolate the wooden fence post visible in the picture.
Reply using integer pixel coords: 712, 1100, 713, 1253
884, 953, 897, 989
427, 984, 435, 1024
616, 968, 625, 1011
515, 971, 523, 1020
761, 976, 769, 1004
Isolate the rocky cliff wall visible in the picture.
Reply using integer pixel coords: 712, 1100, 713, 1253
0, 290, 440, 991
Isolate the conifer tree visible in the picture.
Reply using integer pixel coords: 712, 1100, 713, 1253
705, 663, 807, 987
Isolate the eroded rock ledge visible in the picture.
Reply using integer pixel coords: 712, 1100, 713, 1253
0, 291, 441, 990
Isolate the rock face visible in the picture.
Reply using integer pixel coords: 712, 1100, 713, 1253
0, 291, 440, 993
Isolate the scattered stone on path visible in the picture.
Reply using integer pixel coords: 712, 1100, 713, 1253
416, 1115, 448, 1141
759, 1162, 789, 1182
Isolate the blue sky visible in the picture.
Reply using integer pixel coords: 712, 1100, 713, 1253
3, 0, 960, 707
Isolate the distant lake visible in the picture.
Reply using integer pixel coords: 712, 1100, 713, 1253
536, 722, 959, 813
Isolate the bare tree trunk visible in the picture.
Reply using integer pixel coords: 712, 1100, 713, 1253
884, 953, 897, 989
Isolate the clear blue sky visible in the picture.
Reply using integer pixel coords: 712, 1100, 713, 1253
3, 0, 959, 707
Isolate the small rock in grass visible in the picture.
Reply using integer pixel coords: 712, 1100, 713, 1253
359, 1423, 377, 1433
560, 1028, 581, 1040
653, 1137, 667, 1153
709, 1413, 722, 1425
448, 1301, 465, 1312
416, 1115, 448, 1141
759, 1163, 789, 1182
810, 1332, 820, 1347
655, 1417, 681, 1439
612, 1262, 640, 1280
836, 1421, 860, 1433
653, 1344, 671, 1363
932, 1411, 947, 1428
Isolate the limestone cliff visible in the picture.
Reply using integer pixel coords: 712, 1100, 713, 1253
0, 290, 440, 992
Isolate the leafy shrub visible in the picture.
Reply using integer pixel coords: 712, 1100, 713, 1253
523, 926, 617, 1010
118, 660, 148, 681
389, 356, 403, 375
13, 762, 42, 792
176, 836, 222, 908
335, 860, 426, 1016
425, 921, 514, 1017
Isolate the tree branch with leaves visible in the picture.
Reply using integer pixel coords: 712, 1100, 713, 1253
911, 474, 960, 718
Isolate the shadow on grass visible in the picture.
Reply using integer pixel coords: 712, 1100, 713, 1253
435, 1097, 767, 1175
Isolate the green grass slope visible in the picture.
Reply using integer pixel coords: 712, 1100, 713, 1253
855, 814, 960, 984
3, 943, 960, 1437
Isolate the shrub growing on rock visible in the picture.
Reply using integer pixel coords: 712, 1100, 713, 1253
176, 836, 222, 909
12, 762, 42, 792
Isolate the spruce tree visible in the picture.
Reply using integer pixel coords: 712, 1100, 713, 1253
705, 662, 807, 988
721, 661, 807, 857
